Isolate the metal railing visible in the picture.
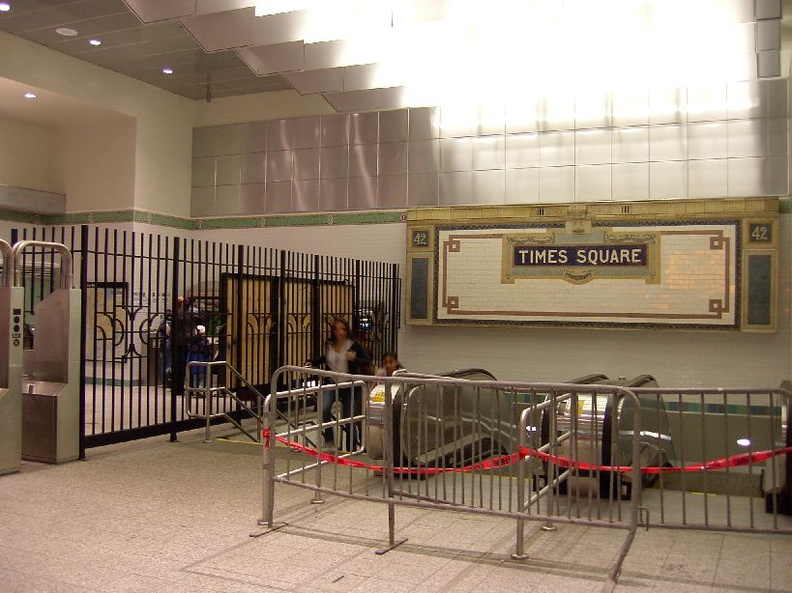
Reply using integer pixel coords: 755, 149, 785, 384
185, 360, 266, 443
259, 366, 644, 592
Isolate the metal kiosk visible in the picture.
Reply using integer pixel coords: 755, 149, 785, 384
0, 239, 23, 474
14, 241, 81, 464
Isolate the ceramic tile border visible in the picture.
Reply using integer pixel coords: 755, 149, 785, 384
0, 209, 407, 229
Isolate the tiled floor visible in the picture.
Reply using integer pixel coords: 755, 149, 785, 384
1, 430, 792, 592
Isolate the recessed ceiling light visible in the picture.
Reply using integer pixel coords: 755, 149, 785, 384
24, 92, 36, 99
88, 38, 101, 46
162, 67, 174, 75
55, 27, 78, 37
0, 3, 11, 12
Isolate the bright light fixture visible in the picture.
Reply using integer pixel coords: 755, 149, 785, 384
265, 0, 762, 112
162, 67, 174, 75
24, 92, 36, 99
88, 38, 102, 46
0, 3, 10, 12
736, 438, 751, 447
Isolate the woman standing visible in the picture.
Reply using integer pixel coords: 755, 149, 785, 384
308, 318, 372, 451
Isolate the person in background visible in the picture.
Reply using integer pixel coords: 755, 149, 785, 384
307, 317, 372, 452
157, 309, 172, 387
376, 351, 404, 377
170, 295, 197, 395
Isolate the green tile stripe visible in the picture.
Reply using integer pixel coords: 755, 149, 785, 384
780, 198, 791, 214
0, 209, 406, 229
666, 401, 782, 417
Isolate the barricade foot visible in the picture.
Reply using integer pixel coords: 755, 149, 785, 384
375, 538, 407, 555
250, 522, 287, 537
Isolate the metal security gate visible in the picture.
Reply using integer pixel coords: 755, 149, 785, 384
9, 225, 400, 451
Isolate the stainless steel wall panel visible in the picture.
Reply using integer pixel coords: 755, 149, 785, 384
216, 124, 249, 155
539, 131, 575, 167
612, 127, 649, 163
240, 183, 266, 215
350, 112, 379, 145
190, 187, 215, 217
379, 109, 409, 142
538, 166, 575, 203
766, 117, 787, 156
319, 146, 349, 179
472, 136, 505, 171
649, 88, 687, 125
267, 119, 293, 151
763, 78, 788, 118
471, 170, 505, 205
266, 150, 293, 183
764, 156, 788, 195
377, 174, 408, 208
688, 159, 728, 198
612, 162, 649, 200
265, 181, 292, 213
292, 179, 320, 212
293, 148, 321, 180
349, 144, 378, 177
409, 107, 439, 141
687, 84, 728, 123
505, 133, 540, 169
192, 127, 217, 158
650, 125, 688, 162
379, 142, 408, 176
727, 81, 762, 120
215, 184, 242, 215
575, 164, 612, 202
319, 179, 348, 211
757, 19, 781, 50
408, 139, 440, 174
440, 137, 473, 172
477, 104, 505, 136
440, 105, 479, 138
539, 94, 576, 131
505, 100, 539, 133
505, 168, 540, 203
727, 157, 764, 196
649, 161, 688, 199
439, 171, 473, 205
246, 121, 268, 153
575, 129, 611, 165
191, 157, 216, 187
575, 93, 611, 129
241, 153, 267, 184
407, 173, 439, 206
215, 155, 243, 185
348, 176, 377, 210
688, 121, 728, 160
611, 89, 649, 127
292, 116, 321, 149
727, 120, 764, 158
321, 114, 350, 147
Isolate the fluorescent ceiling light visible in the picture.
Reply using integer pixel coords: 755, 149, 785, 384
24, 92, 36, 99
0, 3, 10, 12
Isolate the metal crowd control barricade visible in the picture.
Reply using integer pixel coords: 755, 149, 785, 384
627, 385, 792, 534
259, 366, 644, 592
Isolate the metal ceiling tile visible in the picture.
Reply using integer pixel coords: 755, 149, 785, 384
123, 0, 196, 23
236, 41, 304, 75
285, 69, 345, 95
181, 8, 307, 52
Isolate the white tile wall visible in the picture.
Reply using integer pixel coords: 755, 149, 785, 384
191, 80, 787, 217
